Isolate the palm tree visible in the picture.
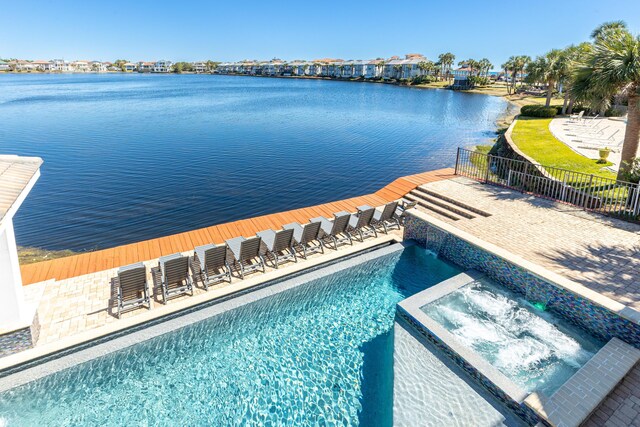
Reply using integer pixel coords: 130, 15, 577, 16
417, 60, 435, 77
501, 57, 516, 94
478, 58, 492, 78
438, 52, 455, 82
526, 50, 564, 106
570, 26, 640, 179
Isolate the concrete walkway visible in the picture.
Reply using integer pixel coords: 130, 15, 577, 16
549, 117, 627, 171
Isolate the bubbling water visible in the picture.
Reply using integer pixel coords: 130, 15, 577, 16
423, 280, 603, 396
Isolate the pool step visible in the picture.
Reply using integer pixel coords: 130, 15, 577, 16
404, 193, 462, 221
417, 186, 492, 217
410, 188, 477, 219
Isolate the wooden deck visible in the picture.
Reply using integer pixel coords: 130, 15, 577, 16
20, 168, 456, 285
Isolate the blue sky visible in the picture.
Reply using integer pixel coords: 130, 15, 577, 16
2, 0, 639, 69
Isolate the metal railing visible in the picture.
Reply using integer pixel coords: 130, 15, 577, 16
454, 148, 640, 221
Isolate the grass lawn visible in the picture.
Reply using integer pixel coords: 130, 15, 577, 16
510, 117, 617, 179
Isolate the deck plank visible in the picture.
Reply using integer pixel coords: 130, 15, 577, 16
20, 168, 454, 285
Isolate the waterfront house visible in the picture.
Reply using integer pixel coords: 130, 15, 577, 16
31, 60, 53, 71
124, 62, 137, 72
328, 60, 343, 78
452, 65, 472, 88
192, 62, 207, 73
12, 60, 37, 72
153, 60, 173, 73
50, 59, 71, 72
365, 59, 384, 79
402, 55, 428, 79
0, 61, 9, 71
137, 62, 154, 72
90, 61, 108, 72
383, 57, 403, 80
72, 61, 91, 72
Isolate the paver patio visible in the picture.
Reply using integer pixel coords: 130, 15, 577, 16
423, 177, 640, 310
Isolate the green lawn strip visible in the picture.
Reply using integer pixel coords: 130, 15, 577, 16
510, 117, 616, 179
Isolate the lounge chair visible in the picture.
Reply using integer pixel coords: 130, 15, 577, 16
114, 262, 150, 319
256, 228, 297, 268
282, 221, 323, 259
394, 200, 417, 225
194, 243, 232, 290
346, 205, 377, 242
569, 110, 584, 122
371, 201, 400, 234
311, 211, 352, 249
158, 253, 193, 304
226, 236, 265, 279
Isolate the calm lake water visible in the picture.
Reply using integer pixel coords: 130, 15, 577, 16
0, 74, 510, 251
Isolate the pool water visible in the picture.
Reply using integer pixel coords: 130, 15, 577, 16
0, 246, 463, 426
422, 280, 604, 396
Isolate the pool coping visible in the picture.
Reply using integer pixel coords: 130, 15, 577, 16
0, 242, 406, 392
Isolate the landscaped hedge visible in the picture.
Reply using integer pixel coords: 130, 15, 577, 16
520, 105, 558, 118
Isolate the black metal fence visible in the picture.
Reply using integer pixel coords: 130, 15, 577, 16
454, 148, 640, 221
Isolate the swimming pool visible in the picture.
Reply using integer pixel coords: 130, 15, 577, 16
0, 245, 466, 426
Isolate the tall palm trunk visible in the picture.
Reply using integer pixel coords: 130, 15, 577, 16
562, 93, 569, 114
545, 79, 554, 107
618, 88, 640, 180
567, 96, 576, 114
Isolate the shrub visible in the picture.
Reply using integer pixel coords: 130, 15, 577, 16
468, 76, 491, 86
520, 105, 558, 118
410, 75, 438, 85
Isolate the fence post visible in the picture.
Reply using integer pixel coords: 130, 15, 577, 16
484, 155, 491, 183
454, 147, 460, 175
582, 174, 594, 210
632, 184, 640, 216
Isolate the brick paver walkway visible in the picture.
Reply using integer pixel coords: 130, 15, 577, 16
424, 178, 640, 310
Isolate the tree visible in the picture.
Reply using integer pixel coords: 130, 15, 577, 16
526, 49, 564, 106
113, 59, 128, 72
438, 52, 455, 82
205, 60, 219, 72
417, 60, 435, 77
570, 26, 640, 179
478, 58, 492, 78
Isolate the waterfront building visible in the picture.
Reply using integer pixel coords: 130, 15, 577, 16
31, 60, 53, 71
71, 61, 91, 72
0, 61, 9, 71
137, 61, 154, 72
192, 62, 207, 73
153, 60, 173, 73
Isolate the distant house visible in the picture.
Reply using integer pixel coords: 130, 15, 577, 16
51, 59, 71, 72
90, 61, 107, 72
12, 60, 36, 72
0, 61, 9, 71
365, 60, 383, 79
31, 60, 53, 71
192, 62, 207, 73
153, 60, 173, 73
452, 66, 472, 88
383, 57, 403, 79
72, 61, 91, 72
123, 62, 136, 72
137, 62, 154, 72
